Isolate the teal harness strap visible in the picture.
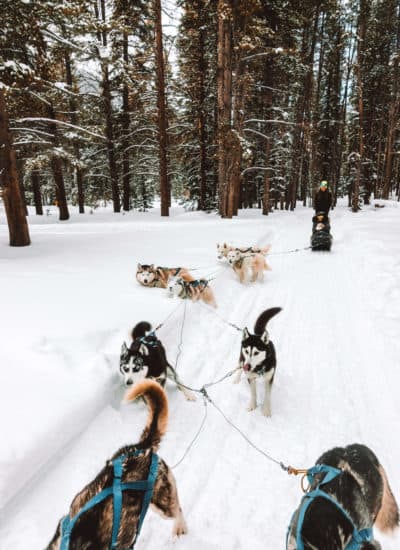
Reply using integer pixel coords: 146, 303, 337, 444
60, 450, 159, 550
288, 465, 374, 550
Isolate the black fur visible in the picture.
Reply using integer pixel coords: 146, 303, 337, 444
254, 307, 282, 335
287, 444, 399, 550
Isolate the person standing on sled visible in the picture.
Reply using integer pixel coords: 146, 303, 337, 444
314, 180, 332, 214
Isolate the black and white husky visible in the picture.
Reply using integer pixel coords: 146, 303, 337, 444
120, 321, 195, 401
234, 307, 281, 416
287, 443, 399, 549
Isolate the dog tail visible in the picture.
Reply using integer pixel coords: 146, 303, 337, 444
132, 321, 152, 340
254, 307, 282, 335
375, 465, 399, 532
124, 379, 168, 451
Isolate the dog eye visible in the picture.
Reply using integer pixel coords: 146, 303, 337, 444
123, 366, 129, 372
253, 351, 259, 356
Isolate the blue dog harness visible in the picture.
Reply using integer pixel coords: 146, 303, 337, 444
288, 464, 374, 550
60, 450, 159, 550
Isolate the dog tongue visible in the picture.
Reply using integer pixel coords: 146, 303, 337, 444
243, 364, 250, 371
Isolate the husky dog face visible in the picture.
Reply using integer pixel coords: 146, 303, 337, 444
120, 342, 149, 386
167, 276, 184, 297
241, 328, 270, 372
136, 264, 156, 286
227, 249, 242, 265
217, 242, 230, 260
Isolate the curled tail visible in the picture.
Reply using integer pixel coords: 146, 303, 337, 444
254, 307, 282, 335
132, 321, 152, 340
375, 465, 399, 532
124, 379, 168, 451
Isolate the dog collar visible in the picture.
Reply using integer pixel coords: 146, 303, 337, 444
288, 464, 374, 550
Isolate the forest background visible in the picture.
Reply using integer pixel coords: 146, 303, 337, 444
1, 0, 400, 246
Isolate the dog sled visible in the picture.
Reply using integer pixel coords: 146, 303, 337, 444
311, 212, 332, 251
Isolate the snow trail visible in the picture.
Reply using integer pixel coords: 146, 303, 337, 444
0, 203, 399, 549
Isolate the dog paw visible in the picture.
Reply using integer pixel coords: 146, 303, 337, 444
247, 404, 256, 412
173, 519, 188, 538
185, 392, 197, 402
261, 409, 271, 417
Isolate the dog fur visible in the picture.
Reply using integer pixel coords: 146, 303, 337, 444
217, 242, 271, 261
234, 307, 281, 416
227, 250, 271, 283
167, 276, 217, 308
120, 321, 195, 401
46, 380, 187, 550
287, 443, 399, 550
136, 264, 194, 289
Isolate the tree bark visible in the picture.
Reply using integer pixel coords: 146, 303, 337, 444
99, 0, 120, 213
154, 0, 170, 216
48, 104, 70, 220
217, 0, 233, 218
64, 49, 85, 213
0, 90, 31, 246
31, 170, 43, 215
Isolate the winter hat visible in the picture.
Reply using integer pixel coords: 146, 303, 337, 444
320, 180, 328, 188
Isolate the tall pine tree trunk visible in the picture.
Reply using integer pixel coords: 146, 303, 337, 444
197, 11, 207, 211
64, 49, 85, 213
99, 0, 120, 213
217, 0, 233, 218
154, 0, 170, 216
31, 170, 43, 215
0, 90, 31, 246
48, 104, 70, 220
353, 0, 368, 212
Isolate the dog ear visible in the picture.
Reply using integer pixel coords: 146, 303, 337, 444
139, 343, 149, 356
261, 329, 270, 344
121, 342, 129, 357
137, 263, 142, 270
242, 327, 250, 340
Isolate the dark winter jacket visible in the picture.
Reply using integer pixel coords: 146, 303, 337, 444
314, 189, 332, 213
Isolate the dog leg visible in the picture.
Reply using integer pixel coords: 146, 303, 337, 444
247, 376, 257, 411
151, 467, 188, 538
261, 371, 274, 417
167, 366, 196, 401
233, 368, 242, 384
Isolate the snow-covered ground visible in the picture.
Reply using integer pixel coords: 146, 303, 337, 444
0, 200, 399, 549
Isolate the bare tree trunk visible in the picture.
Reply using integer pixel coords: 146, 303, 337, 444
198, 14, 207, 211
48, 104, 70, 220
64, 49, 85, 213
122, 12, 131, 212
353, 0, 368, 212
217, 0, 233, 218
99, 0, 120, 213
31, 170, 43, 215
0, 90, 31, 246
382, 58, 400, 198
154, 0, 170, 216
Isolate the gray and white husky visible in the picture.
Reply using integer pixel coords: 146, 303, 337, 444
120, 321, 195, 401
234, 307, 281, 416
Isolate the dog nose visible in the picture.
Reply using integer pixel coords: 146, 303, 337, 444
126, 379, 133, 385
144, 279, 148, 283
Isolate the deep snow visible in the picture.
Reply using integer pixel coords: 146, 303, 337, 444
0, 201, 399, 549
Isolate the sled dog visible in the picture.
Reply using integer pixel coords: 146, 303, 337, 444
287, 443, 399, 550
167, 276, 217, 308
234, 307, 281, 416
217, 242, 271, 261
120, 321, 195, 401
227, 249, 271, 283
46, 380, 187, 549
136, 264, 194, 289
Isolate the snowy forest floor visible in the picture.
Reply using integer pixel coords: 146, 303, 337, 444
0, 200, 399, 549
